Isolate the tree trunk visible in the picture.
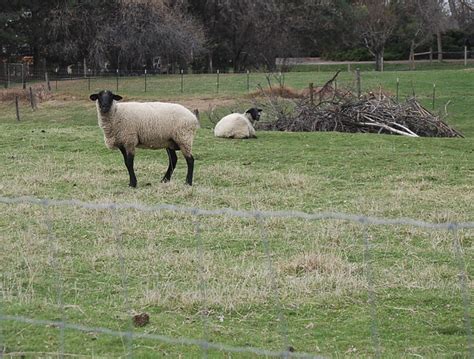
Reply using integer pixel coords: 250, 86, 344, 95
437, 31, 443, 62
233, 54, 240, 73
33, 45, 41, 77
409, 40, 415, 70
208, 53, 213, 73
375, 49, 384, 71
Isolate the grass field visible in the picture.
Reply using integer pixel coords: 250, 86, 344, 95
0, 67, 473, 357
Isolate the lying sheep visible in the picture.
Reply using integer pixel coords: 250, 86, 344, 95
214, 108, 262, 139
90, 90, 199, 187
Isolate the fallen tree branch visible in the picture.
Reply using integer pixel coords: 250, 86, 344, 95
360, 122, 419, 137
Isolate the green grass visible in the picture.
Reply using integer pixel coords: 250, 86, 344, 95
284, 60, 474, 73
0, 68, 473, 357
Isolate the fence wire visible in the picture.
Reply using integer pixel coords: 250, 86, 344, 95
0, 195, 472, 358
43, 207, 66, 359
0, 196, 472, 229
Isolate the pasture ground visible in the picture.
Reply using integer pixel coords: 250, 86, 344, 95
0, 68, 472, 357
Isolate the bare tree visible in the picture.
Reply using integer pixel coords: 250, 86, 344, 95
46, 0, 205, 73
396, 0, 450, 64
283, 0, 359, 59
449, 0, 474, 29
188, 0, 296, 72
355, 0, 397, 71
458, 0, 474, 11
422, 0, 451, 62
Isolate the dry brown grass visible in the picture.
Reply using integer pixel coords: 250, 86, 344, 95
0, 84, 54, 104
248, 85, 303, 99
3, 205, 468, 313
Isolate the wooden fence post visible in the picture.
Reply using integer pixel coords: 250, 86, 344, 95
144, 68, 147, 92
356, 68, 361, 99
22, 63, 26, 89
464, 46, 468, 66
15, 96, 20, 121
309, 82, 314, 106
29, 87, 36, 110
45, 72, 51, 91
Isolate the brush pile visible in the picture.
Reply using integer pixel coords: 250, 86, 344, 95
255, 73, 463, 138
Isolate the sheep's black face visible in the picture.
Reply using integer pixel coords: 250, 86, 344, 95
245, 108, 263, 122
90, 90, 123, 114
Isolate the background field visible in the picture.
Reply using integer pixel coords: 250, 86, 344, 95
0, 68, 473, 357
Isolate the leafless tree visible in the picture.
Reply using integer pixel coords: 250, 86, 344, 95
188, 0, 298, 72
48, 0, 205, 72
422, 0, 451, 62
397, 0, 450, 63
355, 0, 397, 71
448, 0, 474, 29
283, 0, 359, 59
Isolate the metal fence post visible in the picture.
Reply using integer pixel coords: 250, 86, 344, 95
396, 78, 399, 102
247, 70, 250, 92
7, 63, 10, 89
356, 68, 361, 99
22, 63, 26, 89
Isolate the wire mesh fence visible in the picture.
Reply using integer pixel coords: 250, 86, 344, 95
2, 54, 474, 95
0, 195, 472, 357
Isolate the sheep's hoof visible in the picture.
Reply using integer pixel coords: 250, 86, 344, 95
161, 178, 170, 183
129, 182, 137, 188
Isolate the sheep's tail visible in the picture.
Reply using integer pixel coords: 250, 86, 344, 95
193, 109, 201, 128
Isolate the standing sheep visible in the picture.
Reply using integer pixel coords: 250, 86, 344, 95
90, 90, 199, 187
214, 108, 262, 139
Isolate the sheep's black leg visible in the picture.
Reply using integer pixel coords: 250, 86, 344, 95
184, 155, 194, 186
161, 148, 177, 183
119, 146, 137, 188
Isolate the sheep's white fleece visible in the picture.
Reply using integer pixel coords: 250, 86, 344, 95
214, 113, 256, 138
96, 101, 199, 156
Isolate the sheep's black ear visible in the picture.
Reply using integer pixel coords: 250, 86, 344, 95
89, 94, 99, 101
113, 94, 123, 101
257, 108, 263, 112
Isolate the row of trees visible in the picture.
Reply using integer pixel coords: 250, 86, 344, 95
1, 0, 473, 73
